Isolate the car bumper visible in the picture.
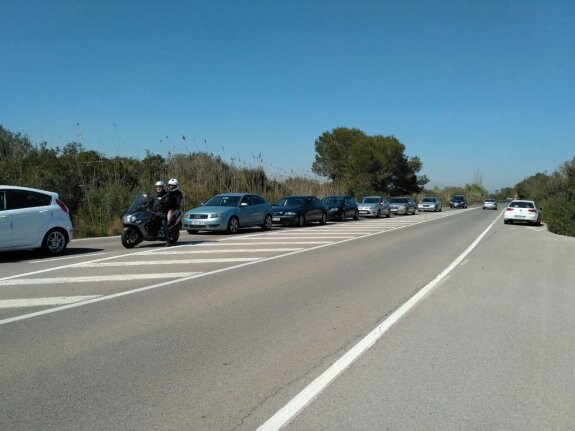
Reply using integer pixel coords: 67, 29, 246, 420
272, 215, 298, 224
390, 208, 407, 215
183, 218, 226, 231
358, 209, 379, 217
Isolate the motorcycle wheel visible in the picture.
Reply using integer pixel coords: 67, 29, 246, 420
121, 227, 142, 248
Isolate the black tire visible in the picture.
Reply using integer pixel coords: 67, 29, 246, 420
319, 212, 327, 225
386, 211, 391, 218
376, 210, 381, 218
121, 227, 142, 248
262, 214, 273, 230
227, 216, 239, 234
297, 214, 305, 227
353, 210, 359, 220
42, 228, 68, 255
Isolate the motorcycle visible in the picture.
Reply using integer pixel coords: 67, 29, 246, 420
121, 193, 182, 248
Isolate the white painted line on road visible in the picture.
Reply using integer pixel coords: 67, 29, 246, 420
0, 273, 200, 286
155, 248, 304, 254
256, 212, 503, 431
29, 252, 108, 263
75, 258, 262, 267
198, 241, 332, 245
0, 296, 102, 308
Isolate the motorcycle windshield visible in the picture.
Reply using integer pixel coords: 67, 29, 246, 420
126, 193, 152, 213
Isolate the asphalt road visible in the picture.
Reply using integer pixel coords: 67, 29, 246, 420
1, 208, 573, 430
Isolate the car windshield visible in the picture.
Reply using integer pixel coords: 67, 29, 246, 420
510, 201, 534, 209
361, 198, 379, 203
274, 197, 305, 206
422, 198, 435, 202
390, 198, 407, 203
323, 197, 343, 205
485, 199, 495, 202
452, 196, 465, 201
204, 195, 241, 207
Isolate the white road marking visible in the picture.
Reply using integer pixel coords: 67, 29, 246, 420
29, 252, 108, 263
75, 258, 262, 267
256, 211, 502, 431
0, 273, 200, 286
0, 296, 101, 308
155, 248, 303, 254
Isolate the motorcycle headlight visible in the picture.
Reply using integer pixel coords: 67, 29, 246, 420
123, 214, 136, 223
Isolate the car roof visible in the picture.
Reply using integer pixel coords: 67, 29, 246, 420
0, 185, 58, 196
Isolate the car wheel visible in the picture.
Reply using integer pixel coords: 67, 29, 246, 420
262, 214, 273, 231
187, 229, 198, 234
376, 210, 381, 218
227, 216, 239, 234
386, 210, 391, 218
353, 210, 359, 220
297, 214, 305, 227
42, 228, 68, 254
319, 212, 327, 225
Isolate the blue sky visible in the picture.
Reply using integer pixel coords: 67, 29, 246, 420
1, 0, 573, 192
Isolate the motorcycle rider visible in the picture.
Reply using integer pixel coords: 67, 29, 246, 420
152, 180, 173, 246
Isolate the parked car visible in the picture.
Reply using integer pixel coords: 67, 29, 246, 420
503, 200, 542, 225
321, 195, 359, 221
272, 195, 327, 226
0, 185, 74, 255
183, 193, 273, 234
449, 195, 468, 208
357, 196, 391, 218
483, 198, 498, 210
417, 196, 442, 212
389, 197, 417, 215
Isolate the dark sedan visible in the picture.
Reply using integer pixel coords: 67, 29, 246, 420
321, 195, 359, 221
272, 195, 328, 226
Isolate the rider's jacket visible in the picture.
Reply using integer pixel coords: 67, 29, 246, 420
153, 191, 172, 214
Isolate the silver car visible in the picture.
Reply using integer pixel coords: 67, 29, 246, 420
184, 193, 273, 234
357, 196, 391, 218
0, 185, 74, 255
389, 197, 417, 215
417, 196, 442, 212
483, 198, 498, 210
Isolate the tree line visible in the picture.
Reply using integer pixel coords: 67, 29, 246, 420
1, 124, 573, 237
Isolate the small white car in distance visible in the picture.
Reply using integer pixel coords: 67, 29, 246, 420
417, 196, 442, 212
357, 196, 391, 218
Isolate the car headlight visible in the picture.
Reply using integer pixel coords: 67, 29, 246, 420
284, 211, 296, 216
210, 212, 226, 218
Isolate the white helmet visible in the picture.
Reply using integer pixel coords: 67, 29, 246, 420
168, 178, 179, 191
154, 180, 165, 190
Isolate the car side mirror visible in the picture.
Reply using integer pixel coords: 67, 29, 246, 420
240, 202, 248, 207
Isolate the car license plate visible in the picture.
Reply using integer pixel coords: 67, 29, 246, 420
359, 210, 367, 214
191, 220, 205, 225
272, 217, 280, 222
515, 215, 525, 219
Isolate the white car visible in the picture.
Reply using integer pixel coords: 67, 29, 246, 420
357, 196, 391, 218
0, 185, 74, 254
503, 200, 542, 225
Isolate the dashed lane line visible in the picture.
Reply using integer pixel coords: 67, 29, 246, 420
0, 273, 200, 286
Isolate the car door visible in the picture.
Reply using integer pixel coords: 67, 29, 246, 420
0, 190, 12, 249
7, 189, 51, 248
305, 197, 319, 221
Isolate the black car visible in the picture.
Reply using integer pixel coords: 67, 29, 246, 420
321, 195, 359, 221
449, 195, 468, 208
272, 195, 328, 226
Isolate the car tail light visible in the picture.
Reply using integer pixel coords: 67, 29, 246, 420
56, 198, 70, 213
506, 208, 514, 211
528, 209, 537, 213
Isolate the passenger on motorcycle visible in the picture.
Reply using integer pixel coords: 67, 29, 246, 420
167, 178, 183, 223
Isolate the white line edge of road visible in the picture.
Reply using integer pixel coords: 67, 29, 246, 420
256, 211, 503, 431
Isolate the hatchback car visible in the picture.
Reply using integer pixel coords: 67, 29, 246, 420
417, 196, 442, 212
0, 185, 74, 255
449, 195, 468, 208
357, 196, 391, 218
389, 197, 417, 215
504, 200, 542, 225
184, 193, 273, 234
321, 195, 359, 221
483, 198, 498, 210
272, 195, 327, 226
